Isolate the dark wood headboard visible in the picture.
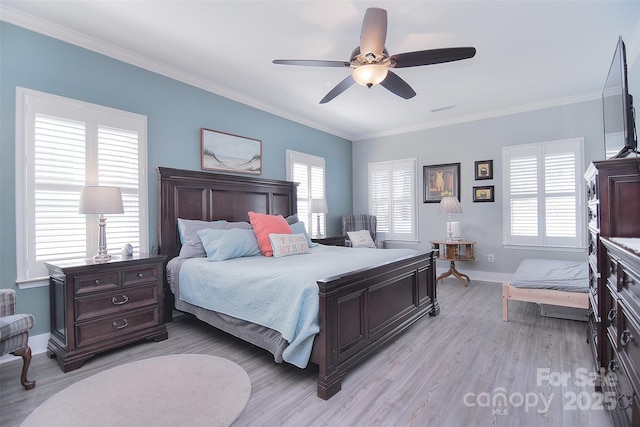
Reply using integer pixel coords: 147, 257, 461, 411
156, 167, 298, 259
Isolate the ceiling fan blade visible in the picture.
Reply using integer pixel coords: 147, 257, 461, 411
273, 59, 350, 67
390, 47, 476, 68
360, 8, 387, 57
380, 71, 416, 99
319, 75, 356, 104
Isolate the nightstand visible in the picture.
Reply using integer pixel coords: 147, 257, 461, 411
311, 235, 347, 246
45, 254, 168, 372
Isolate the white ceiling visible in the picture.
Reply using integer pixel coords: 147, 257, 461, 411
2, 1, 640, 141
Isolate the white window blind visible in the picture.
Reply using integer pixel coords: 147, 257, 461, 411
16, 88, 148, 286
368, 159, 417, 241
502, 138, 585, 249
286, 150, 326, 236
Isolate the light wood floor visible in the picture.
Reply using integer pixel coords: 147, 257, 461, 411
1, 279, 613, 427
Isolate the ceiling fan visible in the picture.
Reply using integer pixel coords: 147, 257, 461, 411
273, 8, 476, 104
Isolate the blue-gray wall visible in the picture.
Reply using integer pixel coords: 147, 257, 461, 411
0, 22, 352, 335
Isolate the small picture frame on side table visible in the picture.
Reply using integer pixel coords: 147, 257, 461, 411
474, 160, 493, 180
473, 186, 495, 202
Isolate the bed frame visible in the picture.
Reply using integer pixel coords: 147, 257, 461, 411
156, 167, 439, 399
502, 283, 589, 321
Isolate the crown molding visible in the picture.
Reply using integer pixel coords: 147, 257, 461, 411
0, 5, 348, 139
0, 5, 622, 143
353, 91, 602, 141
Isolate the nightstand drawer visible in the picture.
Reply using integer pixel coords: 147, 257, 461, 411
122, 265, 161, 287
74, 271, 120, 295
75, 306, 160, 348
75, 285, 160, 321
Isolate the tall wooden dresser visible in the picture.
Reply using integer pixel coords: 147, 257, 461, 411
585, 157, 640, 425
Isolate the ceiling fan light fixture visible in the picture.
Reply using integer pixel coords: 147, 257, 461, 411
352, 64, 388, 87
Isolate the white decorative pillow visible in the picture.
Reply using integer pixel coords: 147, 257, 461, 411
347, 230, 376, 248
268, 233, 309, 258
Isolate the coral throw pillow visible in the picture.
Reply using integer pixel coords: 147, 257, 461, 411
248, 211, 293, 256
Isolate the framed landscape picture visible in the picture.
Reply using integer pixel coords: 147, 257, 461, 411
423, 163, 461, 203
201, 128, 262, 175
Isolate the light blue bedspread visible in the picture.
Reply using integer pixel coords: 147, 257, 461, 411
177, 245, 418, 368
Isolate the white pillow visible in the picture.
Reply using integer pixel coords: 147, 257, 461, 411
347, 230, 376, 248
268, 233, 309, 258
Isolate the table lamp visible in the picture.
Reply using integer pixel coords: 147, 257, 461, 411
310, 198, 328, 238
79, 186, 124, 262
438, 196, 463, 242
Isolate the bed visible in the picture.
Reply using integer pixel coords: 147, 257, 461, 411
156, 167, 439, 399
502, 258, 589, 321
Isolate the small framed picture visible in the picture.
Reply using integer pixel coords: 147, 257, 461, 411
473, 186, 495, 202
474, 160, 493, 180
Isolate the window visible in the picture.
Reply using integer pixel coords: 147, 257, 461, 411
368, 159, 417, 241
15, 88, 148, 287
285, 150, 326, 236
502, 138, 585, 249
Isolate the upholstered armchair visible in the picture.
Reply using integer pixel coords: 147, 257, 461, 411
0, 289, 36, 389
341, 214, 384, 248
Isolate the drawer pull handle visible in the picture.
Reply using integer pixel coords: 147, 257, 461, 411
618, 394, 632, 410
621, 329, 633, 347
608, 360, 618, 372
608, 309, 617, 322
94, 279, 100, 285
137, 273, 144, 279
112, 319, 128, 330
111, 295, 129, 305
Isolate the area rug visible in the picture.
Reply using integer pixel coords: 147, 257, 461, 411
21, 354, 251, 427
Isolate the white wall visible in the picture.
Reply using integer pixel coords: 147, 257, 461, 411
352, 98, 604, 279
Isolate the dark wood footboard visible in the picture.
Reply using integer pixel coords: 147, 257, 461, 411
157, 167, 439, 400
311, 250, 438, 400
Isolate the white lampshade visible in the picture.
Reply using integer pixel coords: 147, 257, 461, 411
79, 186, 124, 215
310, 198, 328, 214
438, 196, 463, 214
352, 64, 388, 87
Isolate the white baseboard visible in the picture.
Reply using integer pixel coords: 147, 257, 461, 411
437, 265, 512, 284
0, 332, 50, 365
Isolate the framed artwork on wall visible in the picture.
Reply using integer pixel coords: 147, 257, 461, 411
473, 185, 495, 202
474, 160, 493, 180
201, 128, 262, 175
423, 163, 461, 203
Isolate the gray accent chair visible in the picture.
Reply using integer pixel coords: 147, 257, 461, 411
341, 214, 384, 248
0, 289, 36, 389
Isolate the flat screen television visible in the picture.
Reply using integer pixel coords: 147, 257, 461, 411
603, 36, 637, 159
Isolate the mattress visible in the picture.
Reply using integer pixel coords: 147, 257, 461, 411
510, 258, 588, 293
167, 245, 419, 367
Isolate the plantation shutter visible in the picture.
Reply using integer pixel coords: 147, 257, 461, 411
286, 150, 326, 236
16, 88, 148, 286
502, 138, 585, 248
369, 159, 417, 241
